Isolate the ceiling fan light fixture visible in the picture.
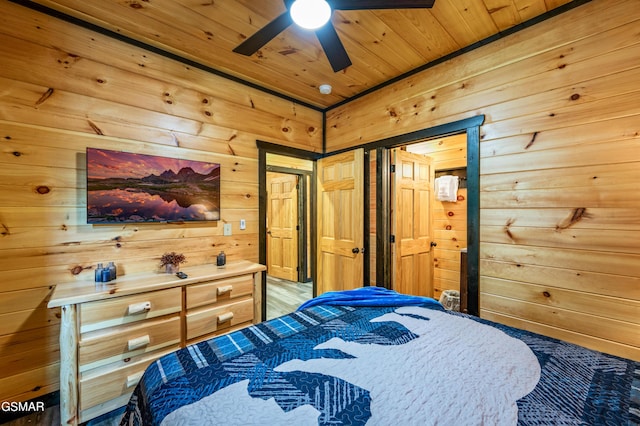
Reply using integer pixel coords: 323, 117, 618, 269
290, 0, 332, 30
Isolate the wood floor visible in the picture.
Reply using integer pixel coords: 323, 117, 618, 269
2, 277, 313, 426
0, 407, 122, 426
0, 410, 59, 426
266, 275, 313, 320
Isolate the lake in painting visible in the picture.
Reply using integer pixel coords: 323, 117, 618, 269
87, 148, 220, 223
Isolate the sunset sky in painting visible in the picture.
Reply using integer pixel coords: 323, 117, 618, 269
87, 148, 219, 179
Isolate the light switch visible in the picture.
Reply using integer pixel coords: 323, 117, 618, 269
223, 223, 232, 236
240, 219, 246, 230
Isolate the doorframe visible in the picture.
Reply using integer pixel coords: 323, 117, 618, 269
258, 141, 322, 322
368, 116, 484, 316
266, 166, 312, 283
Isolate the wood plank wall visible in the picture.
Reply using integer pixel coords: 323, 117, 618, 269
0, 2, 322, 402
326, 0, 640, 361
407, 133, 468, 300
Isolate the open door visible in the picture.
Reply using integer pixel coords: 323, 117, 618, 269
316, 149, 364, 295
391, 149, 434, 297
266, 172, 299, 281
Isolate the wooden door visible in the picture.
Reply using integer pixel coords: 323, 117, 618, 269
392, 149, 434, 297
267, 172, 299, 281
317, 149, 364, 295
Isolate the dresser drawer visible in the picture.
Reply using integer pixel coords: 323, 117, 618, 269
79, 314, 181, 371
79, 287, 181, 333
186, 298, 253, 341
79, 346, 178, 411
186, 274, 253, 310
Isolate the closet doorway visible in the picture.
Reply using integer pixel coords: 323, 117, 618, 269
389, 147, 435, 298
371, 134, 468, 301
398, 134, 468, 302
368, 115, 483, 315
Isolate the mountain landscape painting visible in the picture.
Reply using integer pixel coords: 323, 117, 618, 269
87, 148, 220, 223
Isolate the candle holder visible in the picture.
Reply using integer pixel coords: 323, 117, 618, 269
216, 251, 226, 268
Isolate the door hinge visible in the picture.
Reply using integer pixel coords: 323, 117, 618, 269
390, 235, 396, 243
390, 164, 396, 173
296, 225, 300, 230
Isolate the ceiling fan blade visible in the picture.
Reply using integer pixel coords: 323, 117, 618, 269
233, 11, 294, 56
330, 0, 435, 10
315, 22, 352, 72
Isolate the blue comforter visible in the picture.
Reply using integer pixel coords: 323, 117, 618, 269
297, 286, 442, 310
120, 290, 639, 426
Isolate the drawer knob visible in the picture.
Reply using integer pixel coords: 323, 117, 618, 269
217, 285, 233, 295
217, 312, 234, 323
126, 371, 144, 388
128, 335, 151, 351
128, 301, 151, 315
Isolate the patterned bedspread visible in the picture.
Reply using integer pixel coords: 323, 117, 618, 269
120, 301, 639, 425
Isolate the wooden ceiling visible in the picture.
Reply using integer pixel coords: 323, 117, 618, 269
29, 0, 575, 109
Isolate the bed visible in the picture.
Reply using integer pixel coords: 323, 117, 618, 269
120, 287, 639, 425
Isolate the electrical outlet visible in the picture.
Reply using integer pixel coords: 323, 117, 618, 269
240, 219, 246, 230
223, 223, 232, 236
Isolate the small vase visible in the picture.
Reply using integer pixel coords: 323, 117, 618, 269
165, 264, 179, 274
216, 251, 226, 268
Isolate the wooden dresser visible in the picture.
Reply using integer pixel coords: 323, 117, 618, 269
47, 260, 266, 425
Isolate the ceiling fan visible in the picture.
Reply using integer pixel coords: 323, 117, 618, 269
233, 0, 436, 73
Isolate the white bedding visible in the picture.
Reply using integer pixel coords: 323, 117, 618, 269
162, 306, 541, 425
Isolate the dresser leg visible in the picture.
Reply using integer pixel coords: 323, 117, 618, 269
59, 304, 79, 425
253, 271, 262, 323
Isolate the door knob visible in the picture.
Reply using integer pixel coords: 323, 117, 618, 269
430, 242, 437, 247
352, 247, 360, 254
